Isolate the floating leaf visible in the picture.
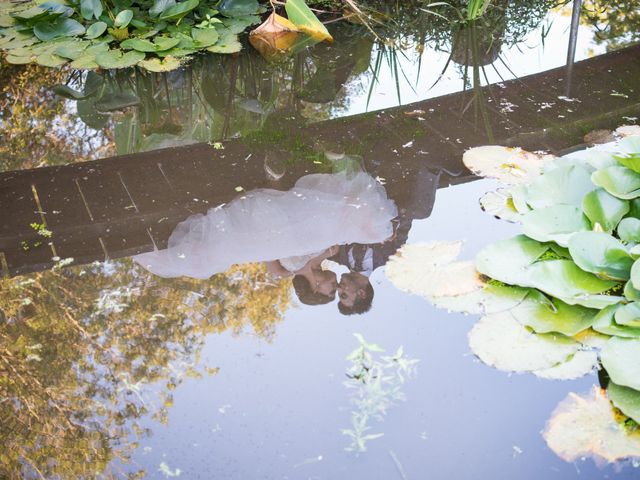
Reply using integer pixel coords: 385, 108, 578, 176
614, 302, 640, 328
285, 0, 332, 42
462, 146, 552, 184
534, 350, 598, 380
526, 164, 596, 209
608, 382, 640, 424
191, 27, 219, 46
114, 9, 134, 28
592, 166, 640, 200
160, 0, 199, 21
618, 217, 640, 243
34, 17, 85, 41
218, 0, 260, 17
544, 387, 640, 464
150, 0, 176, 17
95, 49, 145, 68
85, 21, 107, 39
568, 231, 633, 281
468, 311, 580, 373
475, 235, 548, 285
479, 188, 521, 222
80, 0, 103, 20
582, 188, 629, 232
522, 205, 590, 246
592, 304, 640, 338
36, 52, 67, 66
138, 55, 181, 72
601, 337, 640, 391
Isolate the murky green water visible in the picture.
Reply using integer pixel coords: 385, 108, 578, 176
1, 2, 640, 479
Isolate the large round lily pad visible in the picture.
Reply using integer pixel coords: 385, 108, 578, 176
601, 337, 640, 391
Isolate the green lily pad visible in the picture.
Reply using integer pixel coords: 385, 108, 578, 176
582, 188, 629, 232
510, 290, 597, 336
608, 382, 640, 424
95, 49, 145, 68
592, 304, 640, 338
592, 166, 640, 200
80, 0, 103, 20
615, 153, 640, 174
114, 9, 134, 28
85, 21, 107, 39
160, 0, 199, 21
475, 235, 548, 285
35, 52, 67, 67
526, 165, 595, 209
568, 231, 633, 281
619, 217, 640, 243
138, 55, 181, 72
33, 17, 85, 41
218, 0, 259, 17
614, 301, 640, 328
55, 39, 90, 59
5, 54, 32, 64
522, 205, 590, 246
601, 336, 640, 391
192, 27, 218, 47
150, 0, 176, 17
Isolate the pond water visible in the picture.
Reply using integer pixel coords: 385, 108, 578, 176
2, 1, 640, 479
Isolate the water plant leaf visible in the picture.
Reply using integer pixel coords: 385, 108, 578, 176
618, 218, 640, 243
479, 188, 521, 222
525, 164, 595, 209
218, 0, 260, 17
285, 0, 332, 42
80, 0, 103, 20
85, 21, 107, 39
592, 166, 640, 200
582, 188, 629, 232
385, 241, 483, 299
206, 31, 241, 53
34, 17, 85, 41
430, 283, 530, 315
95, 49, 144, 68
592, 304, 640, 338
35, 52, 68, 66
543, 387, 640, 464
533, 350, 598, 380
608, 382, 640, 424
122, 36, 180, 52
614, 301, 640, 328
160, 0, 199, 21
138, 55, 181, 72
615, 153, 640, 174
150, 0, 176, 17
468, 311, 580, 373
568, 231, 633, 281
601, 337, 640, 391
475, 235, 548, 285
114, 9, 134, 28
191, 27, 218, 47
522, 205, 590, 246
462, 146, 551, 185
510, 291, 597, 336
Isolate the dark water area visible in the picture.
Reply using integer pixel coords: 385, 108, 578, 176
1, 1, 640, 479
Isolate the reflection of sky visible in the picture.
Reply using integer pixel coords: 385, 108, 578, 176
129, 180, 639, 479
333, 5, 609, 117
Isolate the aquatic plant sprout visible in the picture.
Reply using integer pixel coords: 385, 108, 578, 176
386, 128, 640, 463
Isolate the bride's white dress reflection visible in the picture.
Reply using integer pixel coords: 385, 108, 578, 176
134, 171, 397, 279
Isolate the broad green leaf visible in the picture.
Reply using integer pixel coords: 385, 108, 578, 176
592, 166, 640, 200
5, 54, 31, 64
631, 258, 640, 290
285, 0, 332, 41
206, 32, 241, 53
568, 231, 633, 281
218, 0, 259, 17
526, 165, 595, 209
114, 9, 133, 28
81, 0, 103, 20
138, 55, 181, 71
35, 52, 67, 66
95, 48, 144, 68
615, 302, 640, 328
475, 235, 548, 285
34, 17, 85, 41
608, 382, 640, 424
615, 153, 640, 174
510, 290, 597, 336
160, 0, 199, 21
85, 21, 107, 39
191, 27, 218, 46
582, 188, 629, 232
522, 205, 590, 246
121, 37, 180, 52
625, 280, 640, 302
593, 304, 640, 338
150, 0, 176, 17
601, 337, 640, 391
618, 218, 640, 243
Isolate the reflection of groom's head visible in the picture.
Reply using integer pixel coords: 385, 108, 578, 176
338, 272, 374, 315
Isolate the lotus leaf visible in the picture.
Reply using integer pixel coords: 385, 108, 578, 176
582, 188, 629, 232
522, 205, 590, 246
592, 166, 640, 200
601, 336, 640, 390
525, 165, 595, 209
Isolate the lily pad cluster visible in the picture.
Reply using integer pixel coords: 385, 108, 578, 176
387, 130, 640, 439
0, 0, 263, 71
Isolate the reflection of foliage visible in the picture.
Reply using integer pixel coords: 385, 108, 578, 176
0, 63, 114, 172
341, 333, 418, 453
582, 1, 640, 50
0, 260, 290, 478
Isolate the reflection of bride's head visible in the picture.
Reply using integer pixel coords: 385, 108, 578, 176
292, 270, 337, 306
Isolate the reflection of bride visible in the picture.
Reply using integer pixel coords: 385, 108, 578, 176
134, 171, 398, 281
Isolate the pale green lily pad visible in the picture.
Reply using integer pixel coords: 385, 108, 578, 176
582, 188, 629, 232
568, 231, 633, 281
526, 164, 595, 209
475, 235, 548, 285
468, 311, 580, 373
430, 283, 530, 315
533, 349, 598, 380
35, 52, 67, 67
522, 205, 590, 246
601, 337, 640, 391
619, 217, 640, 243
624, 280, 640, 302
510, 291, 597, 336
614, 302, 640, 328
462, 146, 552, 185
592, 166, 640, 200
95, 49, 145, 68
593, 305, 640, 338
479, 188, 521, 222
138, 55, 181, 72
608, 382, 640, 424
